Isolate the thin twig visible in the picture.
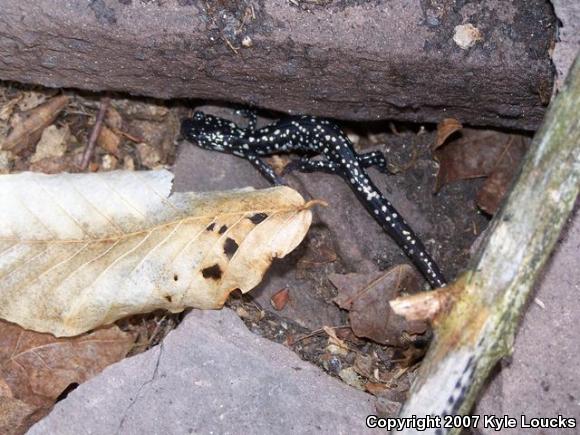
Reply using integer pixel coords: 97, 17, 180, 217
81, 97, 110, 170
290, 325, 351, 344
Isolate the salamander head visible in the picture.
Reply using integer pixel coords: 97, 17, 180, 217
181, 111, 243, 149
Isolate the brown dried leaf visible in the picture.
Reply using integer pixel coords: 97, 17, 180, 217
434, 128, 526, 193
434, 118, 462, 150
0, 395, 45, 435
129, 118, 175, 161
330, 265, 427, 346
97, 125, 121, 157
0, 320, 134, 407
0, 320, 133, 434
1, 96, 69, 153
353, 353, 375, 379
365, 382, 389, 396
298, 244, 337, 268
0, 170, 312, 336
28, 155, 79, 174
104, 106, 123, 130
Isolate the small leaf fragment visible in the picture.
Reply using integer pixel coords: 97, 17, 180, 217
270, 288, 290, 311
30, 124, 70, 163
97, 125, 121, 157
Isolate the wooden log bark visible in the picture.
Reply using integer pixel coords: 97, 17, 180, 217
398, 53, 580, 434
0, 0, 555, 130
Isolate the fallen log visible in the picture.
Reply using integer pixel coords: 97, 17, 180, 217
0, 0, 555, 130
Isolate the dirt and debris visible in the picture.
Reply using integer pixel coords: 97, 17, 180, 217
0, 84, 178, 175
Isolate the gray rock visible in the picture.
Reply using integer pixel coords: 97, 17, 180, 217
29, 309, 376, 435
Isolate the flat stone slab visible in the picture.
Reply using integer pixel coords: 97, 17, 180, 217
29, 309, 376, 435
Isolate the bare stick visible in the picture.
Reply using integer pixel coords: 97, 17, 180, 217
389, 286, 456, 323
80, 97, 110, 171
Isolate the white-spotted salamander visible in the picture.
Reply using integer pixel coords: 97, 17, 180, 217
181, 111, 446, 288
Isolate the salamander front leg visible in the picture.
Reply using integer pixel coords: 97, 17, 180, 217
357, 151, 389, 174
242, 152, 285, 185
282, 157, 340, 175
235, 108, 258, 131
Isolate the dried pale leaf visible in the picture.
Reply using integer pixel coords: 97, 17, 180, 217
16, 91, 50, 112
1, 96, 69, 153
30, 125, 70, 163
0, 97, 22, 121
453, 24, 483, 50
136, 142, 162, 169
123, 155, 136, 171
0, 151, 12, 174
323, 325, 347, 349
101, 154, 119, 171
113, 100, 169, 121
0, 170, 312, 336
338, 367, 365, 390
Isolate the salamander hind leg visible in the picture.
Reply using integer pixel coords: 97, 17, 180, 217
358, 151, 389, 173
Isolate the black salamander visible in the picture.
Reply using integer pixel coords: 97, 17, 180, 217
181, 111, 446, 288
